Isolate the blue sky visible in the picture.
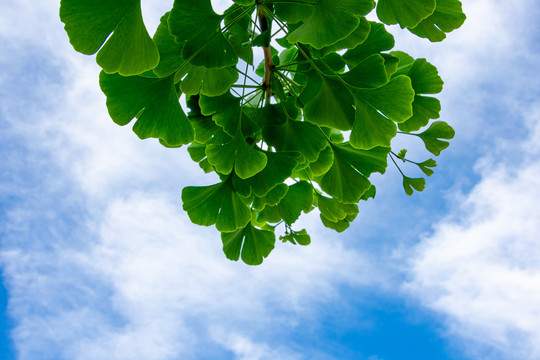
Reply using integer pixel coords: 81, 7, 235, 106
1, 1, 540, 359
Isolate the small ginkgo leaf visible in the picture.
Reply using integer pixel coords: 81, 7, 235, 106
341, 54, 389, 88
99, 72, 194, 147
206, 130, 267, 179
278, 181, 314, 225
301, 72, 355, 130
169, 0, 238, 68
418, 159, 437, 176
350, 75, 415, 149
409, 0, 466, 42
262, 118, 327, 162
180, 66, 239, 97
319, 18, 371, 56
222, 223, 275, 265
288, 0, 375, 49
233, 151, 299, 197
280, 229, 311, 246
376, 0, 436, 29
317, 145, 377, 203
343, 22, 395, 68
182, 177, 251, 232
399, 95, 441, 132
417, 121, 455, 155
60, 0, 159, 76
252, 184, 289, 211
403, 176, 426, 196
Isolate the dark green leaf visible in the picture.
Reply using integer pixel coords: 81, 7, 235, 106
280, 229, 311, 246
376, 0, 436, 28
403, 176, 426, 196
417, 121, 455, 155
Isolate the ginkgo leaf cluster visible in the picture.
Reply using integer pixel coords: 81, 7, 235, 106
60, 0, 465, 265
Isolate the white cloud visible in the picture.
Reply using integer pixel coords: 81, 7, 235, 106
406, 102, 540, 360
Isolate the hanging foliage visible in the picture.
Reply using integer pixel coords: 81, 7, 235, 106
60, 0, 466, 265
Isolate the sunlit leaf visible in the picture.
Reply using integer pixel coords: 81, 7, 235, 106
60, 0, 159, 75
100, 72, 194, 146
376, 0, 436, 28
222, 223, 275, 265
182, 177, 251, 232
409, 0, 466, 42
417, 121, 455, 155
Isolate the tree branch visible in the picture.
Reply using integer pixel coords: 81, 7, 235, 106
257, 5, 274, 101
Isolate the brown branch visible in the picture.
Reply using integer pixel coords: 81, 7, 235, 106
257, 6, 274, 101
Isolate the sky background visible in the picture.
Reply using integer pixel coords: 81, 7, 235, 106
1, 1, 540, 359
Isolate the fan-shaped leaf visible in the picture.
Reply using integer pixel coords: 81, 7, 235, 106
222, 223, 275, 265
100, 72, 194, 146
60, 0, 159, 76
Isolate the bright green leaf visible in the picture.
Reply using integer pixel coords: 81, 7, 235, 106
60, 0, 159, 76
182, 178, 251, 232
376, 0, 436, 28
417, 121, 455, 155
100, 72, 194, 146
222, 223, 275, 265
409, 0, 466, 42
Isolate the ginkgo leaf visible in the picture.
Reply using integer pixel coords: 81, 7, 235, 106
287, 0, 375, 49
376, 0, 436, 29
301, 72, 355, 130
169, 0, 238, 68
320, 212, 358, 232
403, 176, 426, 196
262, 119, 327, 162
199, 92, 259, 137
280, 229, 311, 246
232, 151, 299, 197
278, 181, 314, 225
309, 146, 334, 177
222, 223, 275, 265
317, 145, 381, 203
343, 22, 395, 67
341, 54, 389, 88
180, 66, 239, 97
274, 2, 313, 24
182, 177, 251, 232
409, 0, 466, 42
399, 95, 441, 132
316, 193, 359, 223
206, 130, 267, 179
319, 18, 371, 56
252, 184, 288, 211
417, 121, 455, 155
418, 159, 437, 176
350, 75, 415, 149
186, 95, 219, 144
60, 0, 159, 76
152, 12, 186, 78
100, 72, 194, 147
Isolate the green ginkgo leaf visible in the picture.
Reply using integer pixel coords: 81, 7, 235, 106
262, 119, 327, 162
169, 0, 238, 68
199, 92, 259, 137
409, 0, 466, 42
350, 75, 415, 149
319, 18, 371, 56
99, 72, 194, 147
301, 72, 355, 130
274, 1, 313, 24
343, 22, 395, 67
418, 159, 437, 176
152, 12, 186, 78
233, 151, 299, 197
320, 211, 358, 232
317, 193, 359, 223
278, 181, 314, 225
287, 0, 375, 49
317, 145, 376, 203
252, 184, 289, 211
280, 229, 311, 246
376, 0, 436, 28
309, 146, 334, 177
341, 54, 389, 88
416, 121, 455, 156
60, 0, 159, 76
403, 176, 426, 196
180, 66, 239, 97
182, 177, 252, 232
222, 223, 275, 265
